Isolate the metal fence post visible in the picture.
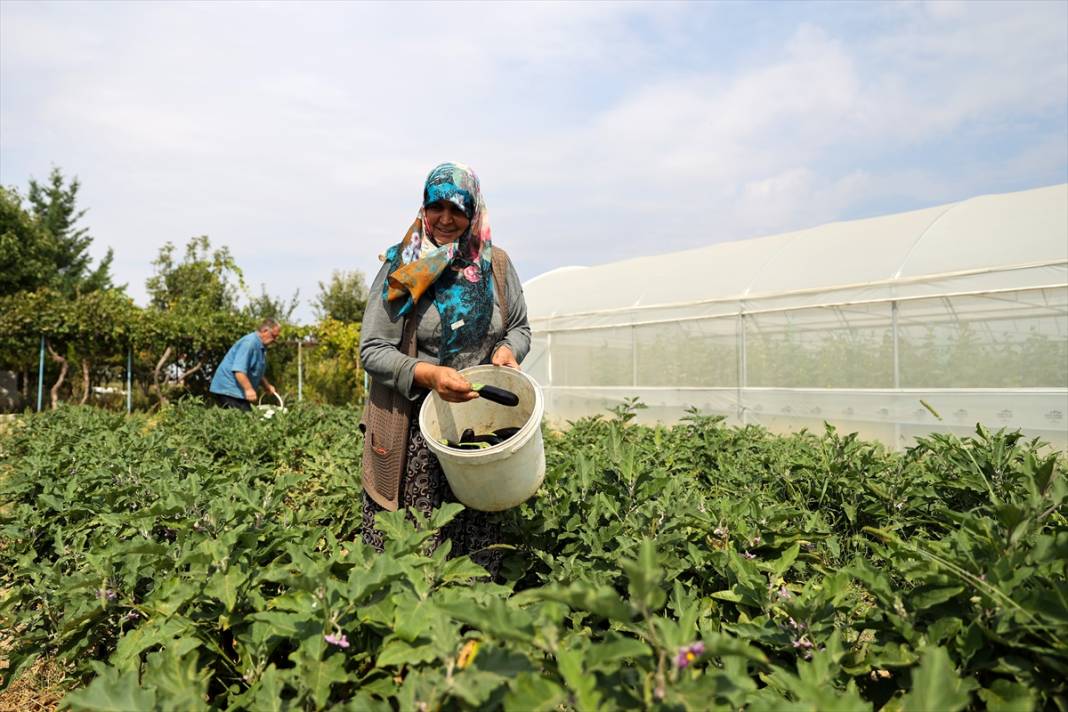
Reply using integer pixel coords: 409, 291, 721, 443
37, 335, 45, 412
297, 341, 303, 402
127, 346, 133, 414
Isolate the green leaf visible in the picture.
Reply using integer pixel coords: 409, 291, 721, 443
503, 673, 568, 712
909, 586, 964, 610
711, 589, 744, 603
372, 508, 415, 538
439, 555, 492, 582
868, 643, 919, 668
900, 647, 976, 712
62, 666, 157, 712
393, 595, 441, 643
533, 583, 634, 622
770, 543, 800, 577
246, 610, 308, 638
203, 568, 248, 613
471, 645, 535, 677
251, 665, 288, 712
437, 598, 535, 645
446, 668, 507, 707
377, 639, 442, 667
347, 554, 406, 600
556, 648, 602, 712
978, 680, 1036, 712
292, 646, 349, 709
339, 691, 395, 712
145, 578, 199, 617
584, 634, 652, 671
620, 539, 666, 612
701, 632, 769, 664
142, 647, 211, 712
110, 616, 196, 669
427, 501, 465, 529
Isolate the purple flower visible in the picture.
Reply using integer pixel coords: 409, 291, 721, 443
125, 610, 140, 622
324, 632, 350, 649
777, 585, 792, 601
742, 551, 756, 560
674, 641, 706, 669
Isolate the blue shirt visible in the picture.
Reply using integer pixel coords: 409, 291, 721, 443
209, 332, 267, 399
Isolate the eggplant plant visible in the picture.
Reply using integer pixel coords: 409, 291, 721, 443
0, 402, 1064, 710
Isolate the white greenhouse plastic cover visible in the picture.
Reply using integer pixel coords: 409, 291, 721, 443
522, 184, 1068, 450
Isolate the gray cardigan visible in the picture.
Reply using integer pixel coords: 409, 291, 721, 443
359, 254, 532, 400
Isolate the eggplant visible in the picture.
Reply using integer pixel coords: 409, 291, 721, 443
470, 383, 519, 407
466, 433, 503, 445
492, 427, 522, 441
460, 428, 476, 443
439, 438, 490, 450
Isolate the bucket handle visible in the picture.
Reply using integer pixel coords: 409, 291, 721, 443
258, 392, 284, 408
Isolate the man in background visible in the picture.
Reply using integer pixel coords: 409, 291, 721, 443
209, 318, 281, 410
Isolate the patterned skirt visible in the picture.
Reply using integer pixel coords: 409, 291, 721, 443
361, 416, 503, 579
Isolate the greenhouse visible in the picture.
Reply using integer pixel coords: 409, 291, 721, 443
522, 183, 1068, 450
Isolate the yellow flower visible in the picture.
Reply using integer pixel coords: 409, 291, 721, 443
457, 640, 480, 669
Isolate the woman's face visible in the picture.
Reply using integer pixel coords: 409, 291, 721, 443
424, 200, 471, 245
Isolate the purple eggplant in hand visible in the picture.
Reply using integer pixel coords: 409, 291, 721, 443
470, 383, 519, 407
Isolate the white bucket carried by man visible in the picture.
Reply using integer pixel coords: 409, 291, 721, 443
257, 392, 285, 419
419, 365, 545, 512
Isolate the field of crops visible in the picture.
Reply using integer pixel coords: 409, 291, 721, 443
1, 402, 1065, 711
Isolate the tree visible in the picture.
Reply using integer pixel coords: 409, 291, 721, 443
2, 169, 119, 408
245, 284, 300, 324
143, 236, 253, 404
313, 270, 368, 323
0, 187, 58, 296
146, 235, 244, 313
26, 167, 114, 295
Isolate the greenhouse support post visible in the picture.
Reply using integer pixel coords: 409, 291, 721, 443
631, 326, 637, 387
737, 313, 748, 425
126, 347, 133, 414
546, 332, 553, 415
891, 301, 900, 389
37, 335, 45, 412
891, 300, 901, 450
297, 341, 303, 402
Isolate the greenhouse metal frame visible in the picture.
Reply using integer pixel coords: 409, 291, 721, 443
521, 184, 1068, 450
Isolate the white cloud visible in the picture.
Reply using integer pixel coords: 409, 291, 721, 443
1, 1, 1064, 320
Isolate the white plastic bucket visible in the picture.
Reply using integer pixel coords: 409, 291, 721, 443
256, 392, 285, 419
419, 365, 545, 512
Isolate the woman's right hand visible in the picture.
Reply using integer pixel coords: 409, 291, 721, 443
416, 363, 478, 403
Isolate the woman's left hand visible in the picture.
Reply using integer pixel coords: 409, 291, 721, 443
492, 345, 520, 370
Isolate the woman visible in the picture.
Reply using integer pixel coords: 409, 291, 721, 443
359, 162, 530, 578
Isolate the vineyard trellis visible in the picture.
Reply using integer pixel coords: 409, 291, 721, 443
0, 289, 361, 411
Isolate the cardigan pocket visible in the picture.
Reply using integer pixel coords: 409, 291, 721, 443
361, 376, 412, 511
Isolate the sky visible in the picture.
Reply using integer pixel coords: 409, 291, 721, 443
2, 0, 1066, 323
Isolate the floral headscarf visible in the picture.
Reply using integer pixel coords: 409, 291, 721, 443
382, 162, 495, 362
